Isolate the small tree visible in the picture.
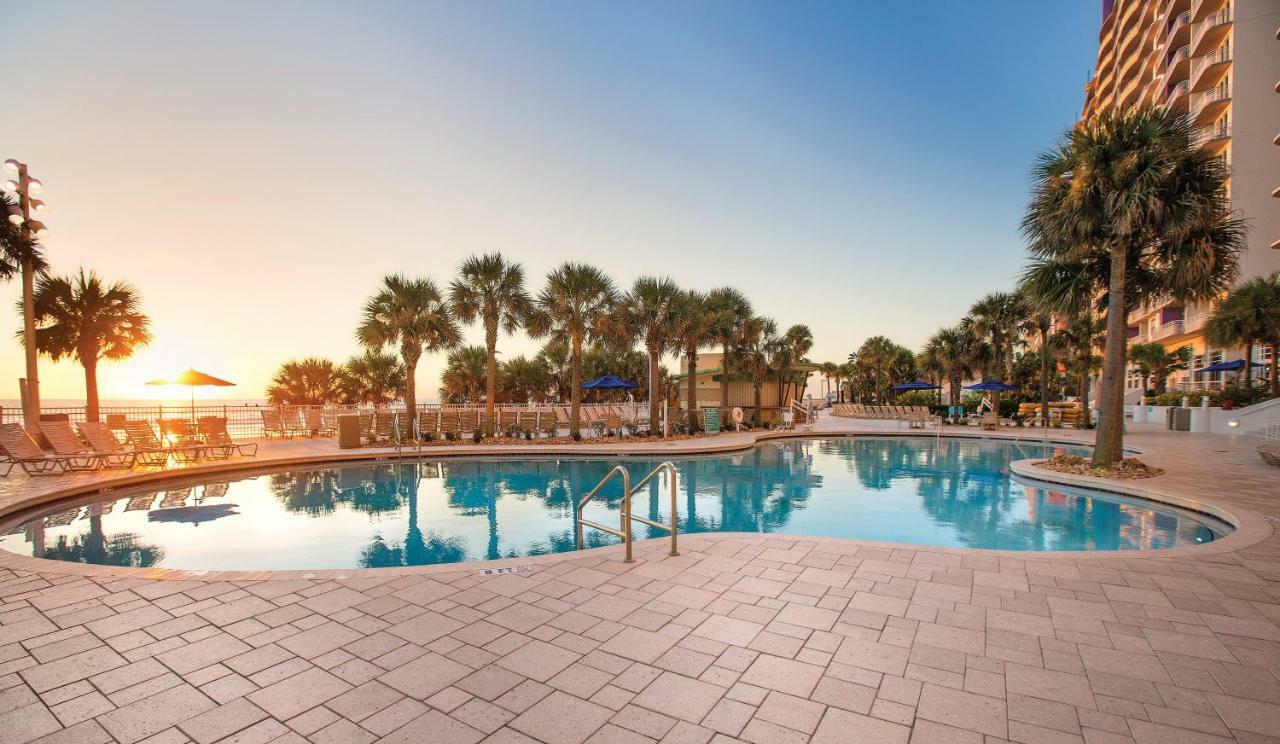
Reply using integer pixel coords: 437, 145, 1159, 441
1127, 343, 1191, 395
1206, 272, 1280, 397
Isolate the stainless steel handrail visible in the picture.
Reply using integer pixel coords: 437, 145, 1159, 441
575, 461, 680, 562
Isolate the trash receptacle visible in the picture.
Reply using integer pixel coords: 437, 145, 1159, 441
337, 414, 363, 449
1168, 407, 1191, 431
703, 407, 721, 434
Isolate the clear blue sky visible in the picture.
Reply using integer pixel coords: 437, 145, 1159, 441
1, 0, 1100, 400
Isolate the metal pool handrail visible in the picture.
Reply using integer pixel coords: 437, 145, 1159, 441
575, 461, 680, 562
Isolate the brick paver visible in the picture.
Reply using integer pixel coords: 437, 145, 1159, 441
0, 419, 1273, 741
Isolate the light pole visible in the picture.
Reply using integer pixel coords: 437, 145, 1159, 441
4, 159, 48, 437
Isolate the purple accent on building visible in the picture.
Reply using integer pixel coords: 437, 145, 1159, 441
1127, 325, 1141, 339
1103, 0, 1115, 21
1160, 306, 1185, 325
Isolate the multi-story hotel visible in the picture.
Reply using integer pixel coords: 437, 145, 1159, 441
1081, 0, 1280, 394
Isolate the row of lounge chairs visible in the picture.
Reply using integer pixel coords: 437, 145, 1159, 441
0, 417, 257, 476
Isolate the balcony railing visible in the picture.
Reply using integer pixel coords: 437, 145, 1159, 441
1153, 320, 1185, 339
1193, 121, 1231, 146
1183, 312, 1208, 333
1168, 10, 1192, 37
1191, 6, 1232, 53
1166, 79, 1191, 103
1191, 81, 1230, 113
1191, 44, 1230, 84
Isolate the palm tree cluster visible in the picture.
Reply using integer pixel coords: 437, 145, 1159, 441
309, 256, 814, 437
266, 351, 406, 406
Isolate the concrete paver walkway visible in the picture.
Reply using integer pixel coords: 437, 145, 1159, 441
0, 418, 1275, 743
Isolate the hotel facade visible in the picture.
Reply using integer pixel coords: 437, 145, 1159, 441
1081, 0, 1280, 393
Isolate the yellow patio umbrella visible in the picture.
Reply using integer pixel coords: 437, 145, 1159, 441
146, 368, 236, 415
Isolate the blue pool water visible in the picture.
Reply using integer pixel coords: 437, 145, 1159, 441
0, 438, 1227, 570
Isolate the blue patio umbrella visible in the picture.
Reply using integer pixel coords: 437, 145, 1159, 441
890, 380, 941, 392
581, 374, 639, 390
1197, 359, 1266, 373
964, 380, 1020, 392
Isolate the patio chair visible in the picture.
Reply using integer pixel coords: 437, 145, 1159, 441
75, 421, 137, 469
980, 411, 999, 431
416, 410, 440, 440
126, 420, 197, 464
302, 408, 324, 436
158, 419, 209, 460
260, 409, 289, 438
197, 416, 258, 457
39, 419, 108, 471
605, 412, 624, 437
440, 411, 461, 440
0, 423, 70, 475
320, 408, 341, 436
370, 410, 397, 443
281, 408, 309, 438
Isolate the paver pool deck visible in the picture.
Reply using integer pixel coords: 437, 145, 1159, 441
0, 416, 1275, 743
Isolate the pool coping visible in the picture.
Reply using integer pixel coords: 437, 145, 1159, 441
0, 426, 1262, 581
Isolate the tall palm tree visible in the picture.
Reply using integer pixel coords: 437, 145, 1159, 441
1017, 297, 1056, 421
836, 360, 856, 404
1206, 272, 1280, 396
853, 336, 912, 403
922, 326, 973, 406
774, 325, 814, 406
526, 263, 616, 437
736, 316, 779, 426
705, 287, 753, 412
267, 358, 344, 405
1024, 106, 1244, 465
357, 275, 459, 423
818, 361, 838, 403
1053, 312, 1105, 428
963, 292, 1025, 381
439, 345, 489, 403
672, 290, 717, 433
607, 277, 682, 431
25, 270, 151, 422
450, 253, 531, 436
340, 350, 405, 404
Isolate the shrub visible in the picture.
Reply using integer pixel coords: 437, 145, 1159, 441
472, 429, 483, 443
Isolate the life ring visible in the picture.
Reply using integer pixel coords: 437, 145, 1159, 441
731, 407, 744, 428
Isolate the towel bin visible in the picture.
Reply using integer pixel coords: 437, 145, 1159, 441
337, 414, 363, 449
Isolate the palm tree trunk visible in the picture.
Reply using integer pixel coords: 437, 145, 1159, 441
648, 346, 661, 435
1093, 244, 1129, 466
83, 357, 100, 423
485, 324, 498, 437
1039, 329, 1050, 423
720, 343, 731, 411
686, 346, 699, 433
402, 344, 419, 428
752, 371, 762, 426
570, 331, 583, 437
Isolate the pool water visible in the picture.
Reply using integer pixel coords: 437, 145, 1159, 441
0, 438, 1226, 571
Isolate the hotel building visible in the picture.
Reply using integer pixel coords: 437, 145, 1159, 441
1081, 0, 1280, 393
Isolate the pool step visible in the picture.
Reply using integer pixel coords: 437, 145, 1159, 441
575, 461, 680, 563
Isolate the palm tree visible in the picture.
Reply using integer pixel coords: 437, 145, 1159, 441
0, 192, 45, 283
1018, 298, 1056, 421
536, 341, 573, 403
705, 288, 753, 412
607, 277, 682, 432
774, 325, 814, 407
963, 292, 1025, 381
922, 326, 973, 406
357, 275, 459, 424
736, 316, 779, 426
267, 358, 344, 405
836, 361, 856, 404
340, 351, 405, 404
853, 336, 912, 402
673, 290, 717, 432
1126, 343, 1191, 395
1053, 313, 1105, 427
439, 345, 489, 403
818, 361, 838, 403
1023, 105, 1244, 465
449, 253, 532, 436
25, 270, 151, 422
526, 263, 616, 437
501, 355, 552, 404
1206, 272, 1280, 396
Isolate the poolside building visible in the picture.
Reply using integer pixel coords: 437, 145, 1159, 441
1081, 0, 1280, 393
670, 352, 816, 423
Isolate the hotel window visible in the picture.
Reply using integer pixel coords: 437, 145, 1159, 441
1208, 350, 1224, 385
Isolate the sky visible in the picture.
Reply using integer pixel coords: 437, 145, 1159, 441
1, 0, 1100, 403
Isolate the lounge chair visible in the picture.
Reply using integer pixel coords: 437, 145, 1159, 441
198, 417, 258, 457
302, 408, 324, 436
0, 423, 71, 475
416, 411, 440, 440
260, 409, 289, 438
1258, 444, 1280, 468
605, 412, 624, 437
281, 408, 309, 438
440, 411, 461, 440
74, 421, 137, 468
39, 419, 108, 470
125, 420, 196, 464
500, 411, 519, 435
158, 419, 210, 460
370, 411, 397, 443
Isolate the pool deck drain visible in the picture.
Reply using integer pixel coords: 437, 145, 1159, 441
0, 418, 1274, 743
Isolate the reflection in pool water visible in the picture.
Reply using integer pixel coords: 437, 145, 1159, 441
0, 438, 1226, 571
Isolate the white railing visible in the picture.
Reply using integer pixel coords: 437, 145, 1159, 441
1193, 122, 1231, 146
1191, 44, 1230, 83
1192, 81, 1230, 112
1192, 6, 1232, 52
1154, 319, 1185, 339
1167, 80, 1190, 102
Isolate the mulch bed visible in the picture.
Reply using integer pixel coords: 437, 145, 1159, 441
1033, 454, 1164, 480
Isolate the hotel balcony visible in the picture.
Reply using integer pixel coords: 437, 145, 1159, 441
1191, 0, 1226, 23
1190, 43, 1231, 91
1191, 6, 1232, 57
1163, 44, 1192, 87
1192, 121, 1231, 152
1191, 81, 1230, 125
1166, 79, 1191, 111
1182, 312, 1208, 334
1167, 10, 1193, 48
1152, 319, 1187, 341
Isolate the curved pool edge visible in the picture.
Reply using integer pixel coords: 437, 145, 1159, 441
0, 426, 1245, 582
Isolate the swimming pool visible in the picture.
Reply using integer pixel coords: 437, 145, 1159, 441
0, 437, 1227, 570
